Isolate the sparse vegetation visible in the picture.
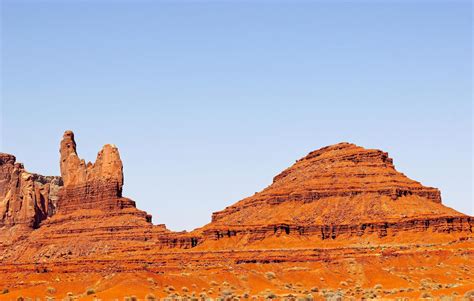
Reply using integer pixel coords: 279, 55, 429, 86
145, 293, 156, 301
265, 272, 276, 280
147, 278, 155, 286
1, 288, 8, 294
263, 289, 277, 299
421, 292, 433, 299
164, 285, 175, 294
464, 290, 474, 300
86, 288, 96, 295
221, 288, 234, 299
46, 287, 56, 294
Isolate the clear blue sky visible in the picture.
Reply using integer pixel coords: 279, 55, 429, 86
1, 0, 472, 231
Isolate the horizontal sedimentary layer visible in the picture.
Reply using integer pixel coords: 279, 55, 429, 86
1, 240, 473, 273
212, 189, 441, 222
204, 216, 472, 242
56, 181, 135, 214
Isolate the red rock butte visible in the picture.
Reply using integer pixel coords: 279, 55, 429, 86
0, 131, 472, 299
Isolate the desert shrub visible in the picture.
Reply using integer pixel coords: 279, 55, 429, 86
374, 284, 383, 290
421, 292, 433, 299
210, 281, 218, 286
310, 287, 318, 293
363, 290, 377, 299
464, 290, 474, 300
221, 288, 234, 298
130, 296, 138, 301
182, 287, 189, 293
264, 289, 277, 299
164, 285, 176, 294
16, 297, 24, 301
265, 272, 276, 280
339, 281, 348, 287
46, 287, 56, 294
147, 278, 155, 285
242, 292, 250, 299
86, 288, 96, 295
145, 293, 157, 301
1, 288, 8, 294
322, 289, 336, 299
282, 294, 295, 301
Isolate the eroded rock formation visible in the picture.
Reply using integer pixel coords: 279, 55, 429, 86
0, 153, 62, 243
0, 132, 471, 270
202, 143, 471, 244
57, 130, 134, 214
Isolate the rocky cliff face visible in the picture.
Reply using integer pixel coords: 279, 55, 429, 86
0, 153, 62, 243
0, 133, 472, 299
202, 143, 471, 244
0, 131, 202, 262
57, 130, 135, 214
0, 133, 471, 267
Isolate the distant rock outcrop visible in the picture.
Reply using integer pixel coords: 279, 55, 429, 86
0, 131, 472, 299
0, 131, 201, 263
0, 153, 62, 242
0, 132, 471, 268
202, 143, 470, 243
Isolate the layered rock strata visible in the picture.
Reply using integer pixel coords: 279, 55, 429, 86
57, 130, 136, 214
0, 131, 200, 263
0, 153, 62, 232
203, 143, 471, 243
0, 133, 472, 270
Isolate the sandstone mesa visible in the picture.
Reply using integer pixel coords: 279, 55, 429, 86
0, 131, 472, 300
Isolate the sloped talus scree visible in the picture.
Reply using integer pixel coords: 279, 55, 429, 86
0, 132, 472, 269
